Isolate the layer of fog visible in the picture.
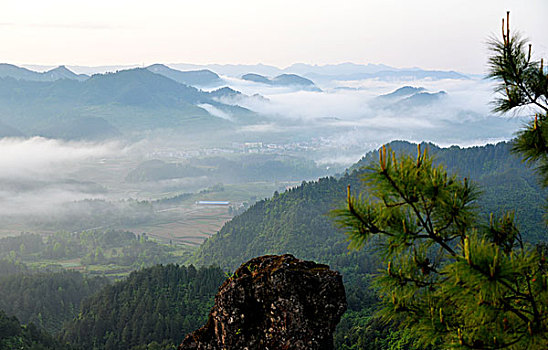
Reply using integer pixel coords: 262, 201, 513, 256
214, 75, 526, 163
0, 137, 121, 180
0, 137, 125, 218
0, 74, 531, 232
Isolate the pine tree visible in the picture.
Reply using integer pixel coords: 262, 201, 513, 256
335, 12, 547, 349
488, 12, 548, 184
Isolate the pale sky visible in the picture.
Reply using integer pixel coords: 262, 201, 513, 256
0, 0, 546, 74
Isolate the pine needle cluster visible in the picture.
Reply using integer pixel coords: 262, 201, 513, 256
335, 12, 548, 349
334, 145, 547, 349
487, 11, 548, 185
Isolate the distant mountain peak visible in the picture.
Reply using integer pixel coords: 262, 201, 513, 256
209, 86, 242, 98
378, 86, 426, 99
45, 65, 88, 81
145, 64, 222, 87
241, 73, 271, 84
242, 72, 320, 90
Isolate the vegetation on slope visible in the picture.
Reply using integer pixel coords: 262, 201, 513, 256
0, 310, 71, 350
61, 264, 225, 350
0, 270, 109, 334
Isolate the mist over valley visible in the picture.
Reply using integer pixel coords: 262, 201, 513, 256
1, 2, 547, 348
0, 62, 526, 241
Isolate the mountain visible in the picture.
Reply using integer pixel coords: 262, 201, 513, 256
0, 310, 71, 350
271, 73, 317, 87
166, 62, 469, 82
125, 159, 206, 182
61, 264, 225, 350
377, 86, 426, 100
208, 86, 242, 99
38, 116, 121, 140
41, 65, 88, 81
374, 86, 447, 109
79, 68, 204, 106
125, 154, 326, 184
0, 68, 252, 138
0, 64, 88, 82
192, 141, 546, 271
0, 63, 46, 81
241, 73, 271, 84
0, 270, 109, 334
190, 140, 547, 348
242, 73, 320, 90
170, 63, 284, 77
306, 69, 468, 82
146, 64, 222, 87
395, 90, 447, 108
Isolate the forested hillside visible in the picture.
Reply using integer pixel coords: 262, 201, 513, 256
193, 141, 546, 271
0, 310, 71, 350
191, 140, 547, 349
0, 270, 109, 334
61, 264, 225, 350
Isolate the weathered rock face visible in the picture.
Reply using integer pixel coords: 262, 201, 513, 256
179, 254, 347, 350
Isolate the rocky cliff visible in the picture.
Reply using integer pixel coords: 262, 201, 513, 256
179, 254, 347, 350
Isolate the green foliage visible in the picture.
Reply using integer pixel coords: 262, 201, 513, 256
0, 68, 236, 139
334, 17, 548, 346
335, 145, 548, 349
0, 270, 109, 334
194, 142, 547, 271
0, 230, 183, 272
192, 140, 547, 348
61, 264, 225, 350
0, 258, 28, 277
487, 12, 548, 186
487, 12, 547, 115
0, 310, 71, 350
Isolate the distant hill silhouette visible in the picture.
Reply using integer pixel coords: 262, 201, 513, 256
0, 68, 252, 139
377, 86, 426, 100
374, 86, 447, 109
39, 117, 121, 141
147, 64, 222, 87
242, 73, 320, 91
0, 63, 88, 81
241, 73, 271, 84
208, 87, 242, 99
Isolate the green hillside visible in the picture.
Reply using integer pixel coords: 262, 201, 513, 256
0, 310, 70, 350
61, 264, 225, 350
0, 68, 252, 139
193, 141, 546, 271
190, 140, 546, 349
0, 270, 109, 334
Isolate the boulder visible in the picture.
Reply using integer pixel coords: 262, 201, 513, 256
179, 254, 347, 350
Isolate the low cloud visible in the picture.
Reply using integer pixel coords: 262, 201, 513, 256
222, 76, 524, 150
0, 137, 121, 180
0, 137, 123, 219
197, 104, 233, 121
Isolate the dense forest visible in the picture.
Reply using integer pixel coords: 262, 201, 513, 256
61, 264, 225, 350
0, 310, 71, 350
0, 270, 109, 334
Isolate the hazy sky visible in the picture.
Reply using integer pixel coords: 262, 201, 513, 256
0, 0, 546, 73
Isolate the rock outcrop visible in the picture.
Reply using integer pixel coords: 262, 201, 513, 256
179, 254, 347, 350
